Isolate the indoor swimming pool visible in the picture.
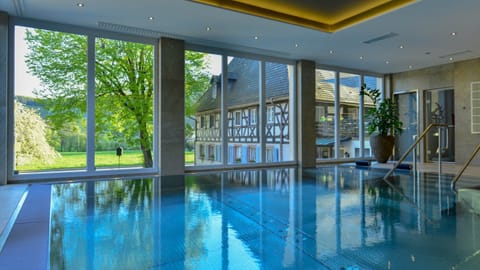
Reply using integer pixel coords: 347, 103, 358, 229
1, 165, 480, 269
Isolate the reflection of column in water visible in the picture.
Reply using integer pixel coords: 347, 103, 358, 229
152, 178, 161, 266
221, 172, 229, 270
360, 171, 366, 247
282, 169, 295, 267
86, 182, 95, 269
335, 166, 341, 253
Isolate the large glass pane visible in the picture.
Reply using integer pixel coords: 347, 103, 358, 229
363, 76, 383, 158
339, 72, 361, 158
315, 69, 336, 160
226, 57, 260, 164
95, 38, 154, 169
394, 91, 418, 161
424, 89, 455, 162
265, 62, 294, 162
187, 51, 222, 166
14, 26, 87, 173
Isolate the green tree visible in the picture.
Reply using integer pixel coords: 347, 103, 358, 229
25, 28, 210, 167
14, 101, 59, 167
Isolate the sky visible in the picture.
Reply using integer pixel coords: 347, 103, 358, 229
15, 26, 42, 97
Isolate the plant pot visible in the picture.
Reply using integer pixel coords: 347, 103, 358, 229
370, 134, 395, 163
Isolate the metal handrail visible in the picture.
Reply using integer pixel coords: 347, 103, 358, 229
451, 143, 480, 190
384, 123, 449, 180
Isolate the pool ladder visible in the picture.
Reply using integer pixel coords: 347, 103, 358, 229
384, 123, 449, 180
451, 143, 480, 190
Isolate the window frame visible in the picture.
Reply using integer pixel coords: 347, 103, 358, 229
183, 45, 298, 171
8, 17, 159, 181
315, 66, 383, 162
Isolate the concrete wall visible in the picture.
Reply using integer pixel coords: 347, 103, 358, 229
392, 59, 480, 165
158, 38, 185, 175
296, 60, 316, 168
453, 58, 480, 165
0, 12, 8, 185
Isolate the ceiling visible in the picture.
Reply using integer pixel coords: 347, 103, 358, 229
1, 0, 480, 74
191, 0, 416, 33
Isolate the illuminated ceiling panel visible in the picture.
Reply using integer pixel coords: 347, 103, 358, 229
190, 0, 416, 33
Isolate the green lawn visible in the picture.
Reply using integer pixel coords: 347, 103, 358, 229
17, 150, 195, 171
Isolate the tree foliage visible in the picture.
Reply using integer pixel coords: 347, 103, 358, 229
15, 101, 59, 166
24, 28, 210, 167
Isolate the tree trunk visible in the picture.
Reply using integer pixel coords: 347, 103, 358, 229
139, 123, 153, 168
141, 146, 153, 168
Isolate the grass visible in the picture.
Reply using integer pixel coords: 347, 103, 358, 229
17, 150, 196, 171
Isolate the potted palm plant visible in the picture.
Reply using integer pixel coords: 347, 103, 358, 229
361, 84, 403, 163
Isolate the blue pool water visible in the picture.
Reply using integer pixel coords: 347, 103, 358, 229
2, 165, 480, 269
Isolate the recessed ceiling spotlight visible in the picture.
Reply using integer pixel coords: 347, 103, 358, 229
385, 60, 390, 64
205, 26, 212, 31
253, 36, 259, 40
359, 56, 364, 60
294, 43, 299, 48
329, 50, 334, 54
451, 32, 457, 36
76, 3, 85, 7
449, 57, 454, 61
408, 65, 413, 69
148, 16, 154, 21
399, 45, 404, 49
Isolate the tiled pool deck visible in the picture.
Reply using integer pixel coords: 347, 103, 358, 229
0, 184, 28, 249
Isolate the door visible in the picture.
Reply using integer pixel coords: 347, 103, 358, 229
394, 91, 418, 161
424, 89, 455, 162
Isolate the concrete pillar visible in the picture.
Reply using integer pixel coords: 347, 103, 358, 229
158, 37, 185, 176
0, 12, 8, 185
383, 73, 393, 98
296, 60, 316, 168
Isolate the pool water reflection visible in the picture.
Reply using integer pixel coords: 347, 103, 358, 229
49, 166, 480, 269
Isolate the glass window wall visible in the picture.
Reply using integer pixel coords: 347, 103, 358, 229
14, 26, 87, 173
12, 22, 156, 177
316, 69, 383, 161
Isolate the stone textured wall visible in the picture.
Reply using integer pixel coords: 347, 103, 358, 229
392, 59, 480, 165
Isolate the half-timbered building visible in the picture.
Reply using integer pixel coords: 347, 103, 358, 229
194, 59, 376, 165
194, 58, 291, 165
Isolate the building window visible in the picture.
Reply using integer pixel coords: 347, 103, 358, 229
316, 106, 325, 122
208, 144, 215, 161
234, 111, 241, 126
266, 147, 274, 162
248, 145, 256, 162
250, 108, 257, 125
234, 145, 242, 162
209, 114, 215, 128
200, 116, 205, 128
267, 106, 274, 123
215, 114, 220, 128
198, 144, 205, 160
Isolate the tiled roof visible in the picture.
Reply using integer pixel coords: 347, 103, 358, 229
196, 58, 290, 112
196, 60, 377, 112
316, 72, 377, 106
